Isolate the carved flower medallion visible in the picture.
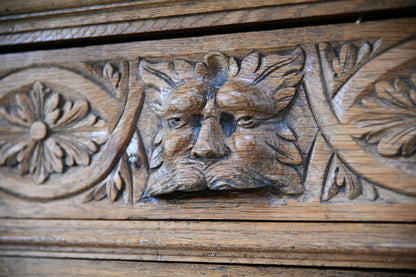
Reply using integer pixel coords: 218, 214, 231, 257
0, 81, 109, 183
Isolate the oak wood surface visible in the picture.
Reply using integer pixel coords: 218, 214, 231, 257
0, 2, 415, 272
1, 219, 415, 269
0, 18, 415, 221
0, 0, 317, 16
3, 257, 414, 277
0, 0, 415, 46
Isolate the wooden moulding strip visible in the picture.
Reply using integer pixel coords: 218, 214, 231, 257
0, 0, 318, 17
0, 219, 415, 269
0, 0, 415, 45
2, 257, 415, 277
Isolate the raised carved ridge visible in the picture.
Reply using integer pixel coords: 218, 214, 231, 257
305, 36, 416, 201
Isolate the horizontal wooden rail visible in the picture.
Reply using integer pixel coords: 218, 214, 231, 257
1, 219, 415, 269
0, 0, 415, 46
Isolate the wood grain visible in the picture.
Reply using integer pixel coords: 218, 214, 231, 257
3, 257, 414, 277
0, 0, 143, 16
0, 0, 318, 17
0, 1, 415, 273
0, 0, 415, 46
0, 18, 415, 221
1, 219, 415, 269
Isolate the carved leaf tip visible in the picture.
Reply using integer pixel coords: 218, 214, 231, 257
322, 153, 363, 201
323, 39, 382, 99
104, 63, 121, 89
84, 153, 132, 203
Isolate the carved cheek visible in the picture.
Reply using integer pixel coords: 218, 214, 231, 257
163, 128, 195, 158
232, 132, 260, 165
233, 130, 275, 166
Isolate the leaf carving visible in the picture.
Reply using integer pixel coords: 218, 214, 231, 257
354, 74, 416, 157
104, 63, 120, 89
84, 153, 132, 203
322, 153, 362, 201
322, 39, 382, 98
331, 43, 357, 78
103, 61, 129, 99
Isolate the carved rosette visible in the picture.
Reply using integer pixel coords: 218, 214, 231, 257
0, 81, 108, 183
0, 64, 143, 200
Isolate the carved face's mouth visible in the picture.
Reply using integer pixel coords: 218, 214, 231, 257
144, 156, 275, 198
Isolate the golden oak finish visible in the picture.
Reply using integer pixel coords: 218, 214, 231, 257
1, 220, 415, 269
1, 0, 415, 46
0, 19, 415, 222
3, 258, 414, 277
0, 1, 415, 275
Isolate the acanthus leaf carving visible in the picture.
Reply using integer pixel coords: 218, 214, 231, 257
83, 127, 147, 204
320, 39, 382, 99
322, 153, 364, 201
83, 152, 133, 203
353, 74, 416, 157
139, 48, 306, 198
96, 60, 129, 100
320, 149, 416, 203
0, 81, 109, 183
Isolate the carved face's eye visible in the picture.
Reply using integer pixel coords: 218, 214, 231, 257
168, 117, 188, 129
236, 116, 258, 128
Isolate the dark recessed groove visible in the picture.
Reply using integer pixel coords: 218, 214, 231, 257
1, 216, 415, 224
0, 7, 414, 54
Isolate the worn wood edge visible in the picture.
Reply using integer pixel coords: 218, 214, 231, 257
0, 0, 152, 16
0, 0, 315, 18
1, 17, 415, 65
1, 220, 415, 269
2, 257, 414, 277
0, 0, 415, 46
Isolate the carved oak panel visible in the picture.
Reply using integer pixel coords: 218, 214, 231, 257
0, 19, 415, 221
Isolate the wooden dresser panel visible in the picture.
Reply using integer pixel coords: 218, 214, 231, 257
0, 1, 415, 275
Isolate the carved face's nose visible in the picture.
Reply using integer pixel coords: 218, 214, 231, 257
191, 117, 230, 159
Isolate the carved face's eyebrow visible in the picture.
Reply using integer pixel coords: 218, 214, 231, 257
216, 81, 276, 117
160, 83, 207, 117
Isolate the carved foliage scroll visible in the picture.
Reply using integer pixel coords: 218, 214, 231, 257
0, 63, 143, 200
306, 38, 416, 201
0, 38, 415, 205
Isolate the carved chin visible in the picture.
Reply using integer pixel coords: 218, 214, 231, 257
143, 158, 304, 198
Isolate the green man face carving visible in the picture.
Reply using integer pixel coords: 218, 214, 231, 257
140, 49, 305, 197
